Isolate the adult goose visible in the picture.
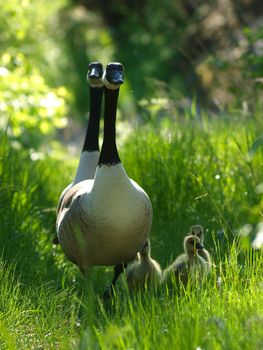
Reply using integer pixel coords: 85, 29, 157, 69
56, 62, 152, 293
54, 62, 103, 244
56, 62, 104, 213
126, 239, 162, 291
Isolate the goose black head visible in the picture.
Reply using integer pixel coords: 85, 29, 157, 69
103, 62, 124, 89
87, 62, 103, 87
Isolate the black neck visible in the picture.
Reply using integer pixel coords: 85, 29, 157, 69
82, 86, 103, 152
98, 87, 121, 166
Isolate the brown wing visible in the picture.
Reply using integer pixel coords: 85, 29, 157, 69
57, 183, 84, 216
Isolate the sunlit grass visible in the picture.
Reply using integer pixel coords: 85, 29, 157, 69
0, 111, 262, 349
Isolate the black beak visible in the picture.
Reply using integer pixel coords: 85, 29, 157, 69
89, 68, 99, 79
88, 67, 103, 80
87, 62, 103, 81
141, 241, 149, 251
196, 242, 204, 250
107, 70, 124, 86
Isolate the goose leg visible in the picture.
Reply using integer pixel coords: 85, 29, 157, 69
112, 263, 127, 285
103, 263, 127, 300
52, 236, 59, 245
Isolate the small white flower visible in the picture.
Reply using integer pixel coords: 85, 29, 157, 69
0, 67, 9, 76
252, 222, 263, 249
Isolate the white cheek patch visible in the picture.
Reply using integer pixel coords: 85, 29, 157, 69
87, 78, 103, 88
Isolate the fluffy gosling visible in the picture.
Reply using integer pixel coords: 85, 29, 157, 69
126, 239, 162, 291
162, 235, 208, 288
190, 225, 212, 270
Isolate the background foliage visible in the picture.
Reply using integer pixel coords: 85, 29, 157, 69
0, 0, 263, 349
0, 0, 70, 148
1, 0, 262, 148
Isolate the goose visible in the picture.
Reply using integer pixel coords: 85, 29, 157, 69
56, 62, 104, 210
73, 61, 104, 184
126, 239, 162, 291
56, 62, 152, 296
162, 235, 208, 288
190, 224, 211, 269
53, 62, 103, 244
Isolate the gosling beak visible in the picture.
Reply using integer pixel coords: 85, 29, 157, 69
141, 241, 148, 251
196, 242, 204, 250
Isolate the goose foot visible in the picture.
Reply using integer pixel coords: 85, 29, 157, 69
102, 263, 127, 301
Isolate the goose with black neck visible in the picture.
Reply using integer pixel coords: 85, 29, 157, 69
56, 62, 153, 296
74, 61, 104, 183
56, 62, 103, 213
54, 62, 103, 244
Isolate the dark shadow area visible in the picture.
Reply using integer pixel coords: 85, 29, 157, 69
69, 0, 263, 114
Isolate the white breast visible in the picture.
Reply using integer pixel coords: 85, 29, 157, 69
57, 151, 99, 215
57, 164, 152, 271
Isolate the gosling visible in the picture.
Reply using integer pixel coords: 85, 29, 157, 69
190, 225, 212, 270
162, 235, 208, 288
126, 239, 162, 291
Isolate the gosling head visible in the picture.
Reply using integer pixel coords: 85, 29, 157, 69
184, 235, 204, 256
103, 62, 124, 90
87, 62, 103, 87
190, 225, 204, 244
139, 239, 151, 259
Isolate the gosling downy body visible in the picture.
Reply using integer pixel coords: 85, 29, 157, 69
162, 235, 208, 287
126, 239, 162, 291
56, 63, 152, 289
190, 224, 211, 269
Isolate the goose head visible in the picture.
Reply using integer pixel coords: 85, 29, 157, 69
184, 235, 204, 256
139, 239, 151, 259
103, 62, 124, 90
87, 62, 103, 87
190, 224, 204, 244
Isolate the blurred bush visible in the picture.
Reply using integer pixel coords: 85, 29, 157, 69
0, 0, 262, 148
74, 0, 263, 111
0, 1, 71, 149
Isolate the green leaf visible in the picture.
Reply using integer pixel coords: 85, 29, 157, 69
249, 135, 263, 157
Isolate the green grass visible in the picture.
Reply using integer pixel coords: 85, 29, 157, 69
0, 110, 263, 349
